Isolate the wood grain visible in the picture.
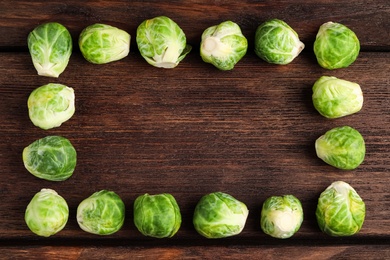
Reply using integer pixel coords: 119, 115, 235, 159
1, 51, 389, 240
0, 0, 389, 258
1, 245, 390, 260
0, 0, 389, 50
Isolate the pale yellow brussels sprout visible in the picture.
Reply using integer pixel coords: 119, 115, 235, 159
312, 76, 363, 118
79, 23, 130, 64
28, 83, 75, 130
25, 189, 69, 237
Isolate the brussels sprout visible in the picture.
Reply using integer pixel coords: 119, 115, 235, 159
28, 83, 75, 130
23, 135, 77, 181
254, 19, 304, 65
316, 181, 365, 236
25, 188, 69, 237
136, 16, 192, 68
193, 192, 248, 238
312, 76, 363, 118
200, 21, 248, 70
77, 190, 125, 235
134, 193, 181, 238
314, 22, 360, 70
28, 22, 72, 78
79, 23, 130, 64
261, 195, 303, 239
315, 126, 365, 170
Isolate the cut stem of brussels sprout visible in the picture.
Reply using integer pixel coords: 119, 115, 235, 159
23, 135, 77, 181
77, 190, 125, 235
314, 22, 360, 70
133, 193, 181, 238
274, 212, 296, 230
136, 16, 191, 68
202, 37, 220, 52
25, 189, 69, 237
261, 195, 303, 239
79, 23, 131, 64
193, 192, 249, 239
316, 181, 365, 236
315, 126, 365, 170
28, 83, 75, 130
28, 22, 72, 78
312, 76, 363, 118
254, 19, 304, 65
200, 21, 248, 70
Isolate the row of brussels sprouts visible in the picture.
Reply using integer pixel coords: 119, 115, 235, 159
27, 16, 360, 76
25, 182, 365, 238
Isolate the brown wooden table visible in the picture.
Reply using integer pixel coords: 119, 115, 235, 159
1, 1, 389, 259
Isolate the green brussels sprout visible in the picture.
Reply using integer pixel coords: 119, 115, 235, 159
254, 19, 304, 65
312, 76, 363, 118
23, 135, 77, 181
134, 193, 181, 238
316, 181, 365, 236
77, 190, 125, 235
28, 22, 72, 78
260, 195, 303, 239
79, 23, 131, 64
136, 16, 192, 68
193, 192, 248, 238
25, 188, 69, 237
28, 83, 75, 130
200, 21, 248, 70
315, 126, 365, 170
314, 22, 360, 70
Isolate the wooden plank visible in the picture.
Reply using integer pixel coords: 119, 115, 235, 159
0, 245, 390, 259
0, 0, 389, 50
0, 51, 389, 245
0, 0, 389, 256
